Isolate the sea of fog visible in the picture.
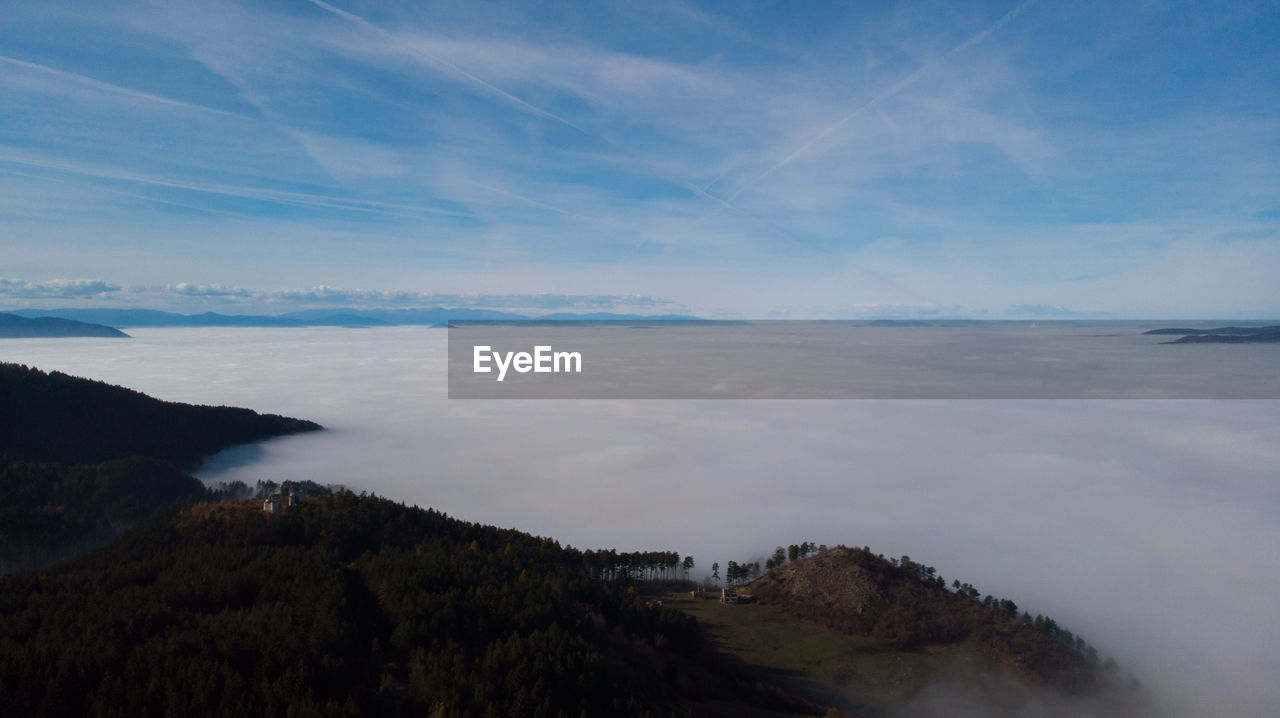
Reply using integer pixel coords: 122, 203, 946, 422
3, 326, 1278, 717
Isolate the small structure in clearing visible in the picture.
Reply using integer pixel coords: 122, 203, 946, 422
263, 492, 303, 513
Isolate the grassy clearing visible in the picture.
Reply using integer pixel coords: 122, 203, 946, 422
664, 590, 1000, 716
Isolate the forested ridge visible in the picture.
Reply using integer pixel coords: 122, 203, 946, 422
0, 363, 321, 571
0, 363, 319, 468
0, 492, 819, 717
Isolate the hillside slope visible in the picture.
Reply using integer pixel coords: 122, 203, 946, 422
0, 363, 322, 571
744, 548, 1111, 692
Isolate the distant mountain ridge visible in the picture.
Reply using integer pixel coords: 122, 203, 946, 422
1144, 325, 1280, 344
6, 307, 698, 328
1169, 333, 1280, 344
1143, 325, 1280, 336
866, 319, 935, 326
0, 312, 128, 338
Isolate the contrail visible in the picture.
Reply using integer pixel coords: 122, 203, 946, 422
305, 0, 584, 132
0, 166, 252, 218
0, 54, 248, 119
466, 180, 609, 226
0, 148, 475, 220
712, 0, 1039, 214
303, 0, 776, 233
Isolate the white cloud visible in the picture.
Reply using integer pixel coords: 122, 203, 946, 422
0, 278, 120, 298
0, 278, 690, 315
286, 129, 407, 180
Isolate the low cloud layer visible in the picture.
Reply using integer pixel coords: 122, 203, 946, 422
1, 328, 1276, 717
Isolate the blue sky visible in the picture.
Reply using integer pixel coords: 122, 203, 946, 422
0, 0, 1277, 317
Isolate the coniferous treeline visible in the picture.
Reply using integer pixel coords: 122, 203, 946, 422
208, 479, 338, 501
579, 549, 691, 583
717, 542, 827, 586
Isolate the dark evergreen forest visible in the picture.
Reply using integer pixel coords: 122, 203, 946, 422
0, 363, 320, 571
